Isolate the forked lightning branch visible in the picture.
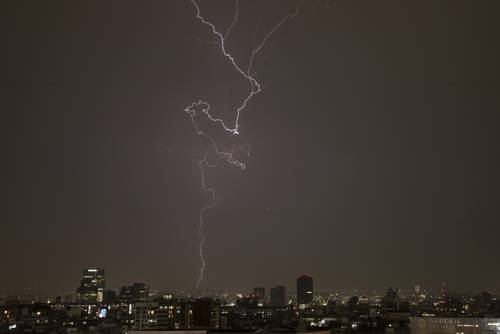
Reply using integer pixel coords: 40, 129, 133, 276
184, 0, 323, 288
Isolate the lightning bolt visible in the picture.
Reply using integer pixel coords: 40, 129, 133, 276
185, 0, 322, 288
195, 153, 219, 288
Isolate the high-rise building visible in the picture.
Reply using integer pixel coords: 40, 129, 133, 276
270, 286, 286, 307
119, 282, 149, 302
76, 268, 105, 303
193, 298, 220, 329
296, 275, 313, 306
253, 287, 266, 303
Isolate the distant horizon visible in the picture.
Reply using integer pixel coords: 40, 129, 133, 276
2, 281, 499, 300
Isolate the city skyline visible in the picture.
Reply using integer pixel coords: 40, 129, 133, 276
3, 271, 499, 334
1, 267, 498, 300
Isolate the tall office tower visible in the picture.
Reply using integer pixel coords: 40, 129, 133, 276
296, 275, 313, 306
253, 287, 266, 303
270, 286, 286, 307
76, 268, 105, 303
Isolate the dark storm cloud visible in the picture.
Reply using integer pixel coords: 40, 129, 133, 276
2, 0, 499, 296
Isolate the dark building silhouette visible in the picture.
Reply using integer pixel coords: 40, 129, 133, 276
236, 296, 258, 308
193, 298, 220, 329
253, 287, 265, 303
473, 291, 492, 315
119, 282, 149, 302
385, 287, 398, 304
384, 287, 399, 312
76, 268, 105, 303
270, 286, 286, 307
296, 275, 313, 305
104, 289, 117, 303
348, 295, 359, 310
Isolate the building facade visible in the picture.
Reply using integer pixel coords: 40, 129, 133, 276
133, 300, 194, 330
76, 268, 105, 303
410, 317, 500, 334
296, 275, 313, 306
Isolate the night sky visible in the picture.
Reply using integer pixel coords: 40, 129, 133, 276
3, 0, 499, 296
